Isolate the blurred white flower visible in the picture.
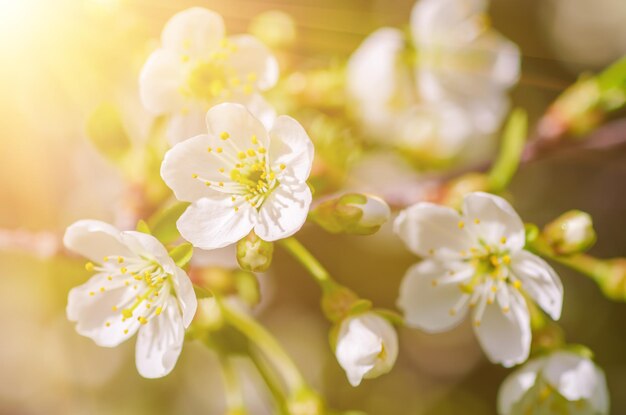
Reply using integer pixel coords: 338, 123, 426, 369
395, 192, 563, 367
498, 351, 610, 415
139, 7, 279, 144
411, 0, 520, 134
161, 103, 314, 250
64, 220, 197, 378
335, 312, 399, 386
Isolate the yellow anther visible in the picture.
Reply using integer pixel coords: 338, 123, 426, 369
237, 151, 246, 159
125, 281, 130, 286
103, 256, 109, 262
181, 54, 190, 62
474, 320, 481, 327
513, 280, 522, 289
85, 262, 94, 271
133, 285, 138, 290
220, 131, 230, 140
251, 135, 258, 144
219, 182, 224, 187
192, 173, 198, 179
117, 256, 124, 263
112, 306, 118, 311
490, 285, 497, 292
134, 275, 142, 280
431, 279, 438, 287
490, 256, 499, 267
474, 219, 480, 224
89, 291, 95, 296
121, 267, 127, 274
257, 147, 266, 154
105, 322, 111, 327
218, 167, 225, 173
207, 147, 212, 152
231, 196, 236, 202
428, 249, 435, 255
279, 163, 286, 170
138, 316, 148, 325
500, 236, 507, 244
458, 221, 465, 229
216, 147, 223, 153
247, 149, 256, 156
205, 181, 211, 186
155, 307, 163, 315
234, 206, 239, 212
122, 309, 133, 319
124, 329, 129, 334
107, 276, 113, 281
502, 306, 510, 313
146, 303, 151, 308
503, 255, 511, 265
99, 287, 105, 292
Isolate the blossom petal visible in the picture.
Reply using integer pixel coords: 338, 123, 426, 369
139, 48, 186, 114
497, 357, 544, 414
166, 108, 207, 145
543, 352, 609, 411
205, 103, 270, 150
411, 0, 487, 43
393, 202, 474, 259
269, 116, 314, 182
67, 273, 140, 347
63, 220, 133, 263
398, 260, 472, 332
135, 297, 185, 378
161, 7, 224, 59
244, 94, 277, 131
161, 134, 237, 203
227, 34, 279, 90
120, 231, 172, 265
462, 192, 525, 251
172, 267, 198, 327
177, 198, 256, 249
255, 182, 311, 241
473, 288, 530, 367
510, 250, 563, 320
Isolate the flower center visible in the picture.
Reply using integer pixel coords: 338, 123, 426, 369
192, 132, 287, 211
84, 255, 172, 333
180, 39, 258, 105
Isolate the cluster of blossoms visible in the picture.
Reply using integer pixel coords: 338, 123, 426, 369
347, 0, 520, 164
63, 1, 612, 413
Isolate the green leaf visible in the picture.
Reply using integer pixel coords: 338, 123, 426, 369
488, 108, 528, 192
136, 220, 151, 234
148, 202, 190, 245
169, 243, 193, 268
86, 103, 132, 164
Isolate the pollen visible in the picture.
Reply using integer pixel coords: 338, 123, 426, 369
220, 132, 230, 140
458, 221, 465, 229
207, 147, 212, 152
513, 280, 522, 289
107, 276, 113, 281
247, 149, 256, 157
99, 287, 105, 292
121, 267, 127, 274
500, 236, 507, 244
216, 147, 223, 153
89, 291, 95, 296
258, 147, 266, 154
237, 151, 246, 160
117, 256, 124, 263
123, 329, 129, 334
279, 163, 286, 170
105, 322, 111, 327
251, 135, 258, 144
138, 316, 148, 325
85, 262, 94, 271
474, 219, 481, 224
155, 307, 163, 315
122, 309, 133, 319
503, 255, 511, 264
218, 167, 225, 173
192, 173, 198, 179
112, 306, 118, 311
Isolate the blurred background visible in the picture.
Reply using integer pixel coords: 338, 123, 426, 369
1, 0, 626, 413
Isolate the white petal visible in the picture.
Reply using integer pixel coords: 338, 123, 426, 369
120, 231, 172, 265
135, 297, 185, 378
393, 202, 475, 259
462, 192, 525, 251
510, 251, 563, 320
139, 48, 186, 114
411, 0, 487, 44
172, 267, 198, 327
543, 352, 609, 410
205, 102, 270, 150
166, 108, 207, 145
161, 134, 239, 203
227, 34, 279, 90
177, 198, 256, 249
398, 260, 472, 332
161, 7, 224, 59
335, 313, 398, 387
63, 220, 133, 263
269, 115, 314, 182
497, 357, 544, 415
243, 94, 277, 130
67, 273, 140, 347
347, 27, 405, 105
255, 182, 312, 241
473, 288, 530, 367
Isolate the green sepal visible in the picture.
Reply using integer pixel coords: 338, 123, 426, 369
373, 308, 404, 326
169, 243, 193, 268
136, 220, 151, 234
347, 299, 372, 316
148, 202, 190, 245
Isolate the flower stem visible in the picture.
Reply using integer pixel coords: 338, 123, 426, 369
216, 350, 247, 415
217, 298, 307, 395
248, 348, 291, 415
278, 237, 335, 291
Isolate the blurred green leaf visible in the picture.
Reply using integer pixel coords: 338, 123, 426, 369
147, 201, 190, 245
488, 108, 527, 192
86, 102, 132, 164
169, 243, 193, 268
136, 219, 151, 234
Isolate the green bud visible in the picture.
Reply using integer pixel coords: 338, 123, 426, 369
441, 173, 490, 209
596, 258, 626, 301
192, 297, 224, 332
236, 231, 274, 272
543, 210, 596, 255
310, 193, 390, 235
287, 388, 325, 415
321, 284, 361, 323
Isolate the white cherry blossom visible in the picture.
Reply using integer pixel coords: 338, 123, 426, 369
395, 192, 563, 367
498, 351, 609, 415
335, 312, 399, 387
139, 7, 279, 144
161, 103, 314, 250
64, 220, 197, 378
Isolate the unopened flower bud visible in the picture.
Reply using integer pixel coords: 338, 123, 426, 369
311, 193, 390, 235
334, 312, 398, 387
193, 297, 224, 332
287, 388, 325, 415
236, 231, 274, 273
441, 173, 490, 208
544, 210, 596, 255
249, 10, 297, 50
